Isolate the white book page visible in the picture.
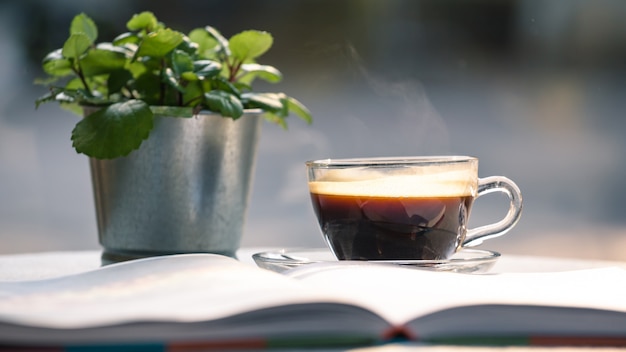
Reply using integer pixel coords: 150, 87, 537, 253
0, 254, 359, 329
287, 262, 626, 326
3, 253, 626, 338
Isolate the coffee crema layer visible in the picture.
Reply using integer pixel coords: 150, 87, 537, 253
308, 172, 477, 198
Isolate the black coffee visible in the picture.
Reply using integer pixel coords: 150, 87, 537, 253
309, 193, 474, 260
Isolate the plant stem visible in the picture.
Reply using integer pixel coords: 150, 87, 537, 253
185, 95, 203, 106
159, 58, 166, 105
73, 62, 91, 96
229, 59, 242, 82
177, 80, 188, 106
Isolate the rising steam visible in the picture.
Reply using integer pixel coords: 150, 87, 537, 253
343, 43, 451, 154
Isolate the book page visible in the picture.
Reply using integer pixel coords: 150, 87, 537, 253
0, 254, 368, 329
3, 253, 626, 344
286, 262, 626, 327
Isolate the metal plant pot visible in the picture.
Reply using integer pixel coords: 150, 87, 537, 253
88, 110, 262, 264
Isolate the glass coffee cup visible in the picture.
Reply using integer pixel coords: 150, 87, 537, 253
306, 156, 522, 261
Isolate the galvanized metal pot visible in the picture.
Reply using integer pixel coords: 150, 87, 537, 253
88, 110, 262, 264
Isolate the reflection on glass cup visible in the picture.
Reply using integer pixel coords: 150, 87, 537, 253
306, 156, 523, 261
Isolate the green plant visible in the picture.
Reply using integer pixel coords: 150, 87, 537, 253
35, 11, 312, 159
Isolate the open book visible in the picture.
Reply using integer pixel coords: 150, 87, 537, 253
1, 254, 626, 350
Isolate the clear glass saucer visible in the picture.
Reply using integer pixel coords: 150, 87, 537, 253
253, 248, 500, 274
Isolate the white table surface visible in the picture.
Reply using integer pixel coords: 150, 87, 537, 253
1, 248, 625, 281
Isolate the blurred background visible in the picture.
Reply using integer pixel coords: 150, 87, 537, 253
1, 0, 625, 261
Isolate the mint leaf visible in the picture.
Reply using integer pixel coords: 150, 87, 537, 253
182, 80, 204, 104
61, 103, 83, 116
112, 32, 139, 46
241, 92, 284, 111
244, 93, 312, 126
263, 112, 287, 129
229, 30, 273, 61
239, 63, 282, 83
62, 33, 92, 59
136, 29, 185, 58
107, 69, 132, 95
70, 13, 97, 43
232, 82, 252, 92
176, 37, 199, 56
171, 50, 194, 76
80, 44, 127, 76
131, 73, 161, 104
126, 60, 148, 78
162, 68, 185, 93
285, 95, 312, 124
204, 26, 230, 57
189, 28, 219, 57
181, 72, 199, 81
71, 100, 154, 159
65, 77, 90, 90
127, 11, 158, 31
204, 90, 243, 118
42, 49, 73, 76
193, 60, 221, 79
35, 91, 61, 108
53, 87, 106, 105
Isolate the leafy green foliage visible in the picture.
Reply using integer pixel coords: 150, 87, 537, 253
135, 29, 184, 58
72, 100, 153, 159
36, 11, 312, 159
70, 13, 98, 42
205, 90, 244, 118
126, 11, 158, 32
42, 50, 72, 77
229, 31, 273, 62
62, 33, 92, 59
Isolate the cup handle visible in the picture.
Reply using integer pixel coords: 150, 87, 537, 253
463, 176, 523, 247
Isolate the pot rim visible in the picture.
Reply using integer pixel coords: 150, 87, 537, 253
81, 104, 263, 117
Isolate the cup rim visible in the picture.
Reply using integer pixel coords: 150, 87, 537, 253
305, 155, 477, 168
